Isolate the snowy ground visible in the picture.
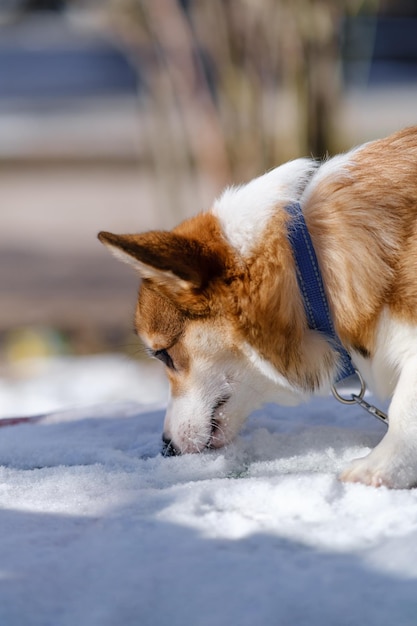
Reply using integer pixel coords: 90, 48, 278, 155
1, 356, 417, 626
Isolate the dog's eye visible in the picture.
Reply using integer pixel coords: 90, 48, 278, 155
154, 349, 175, 370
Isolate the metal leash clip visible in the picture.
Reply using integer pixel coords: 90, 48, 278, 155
331, 369, 389, 427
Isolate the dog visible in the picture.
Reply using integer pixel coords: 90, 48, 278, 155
99, 126, 417, 489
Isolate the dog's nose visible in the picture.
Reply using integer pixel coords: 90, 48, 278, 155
161, 434, 179, 457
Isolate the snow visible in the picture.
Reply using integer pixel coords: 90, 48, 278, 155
0, 355, 168, 418
1, 356, 417, 626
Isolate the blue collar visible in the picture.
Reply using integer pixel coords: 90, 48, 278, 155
285, 202, 355, 383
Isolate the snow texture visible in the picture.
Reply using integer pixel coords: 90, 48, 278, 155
1, 357, 417, 626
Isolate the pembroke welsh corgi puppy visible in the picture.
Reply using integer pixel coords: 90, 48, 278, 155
99, 126, 417, 489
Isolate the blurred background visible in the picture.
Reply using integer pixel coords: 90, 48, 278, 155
1, 0, 417, 417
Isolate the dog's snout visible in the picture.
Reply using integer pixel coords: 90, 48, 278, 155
161, 434, 179, 457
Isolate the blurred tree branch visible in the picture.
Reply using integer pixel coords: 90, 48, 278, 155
108, 0, 379, 193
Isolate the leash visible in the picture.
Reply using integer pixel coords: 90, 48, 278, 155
285, 202, 388, 427
0, 414, 46, 427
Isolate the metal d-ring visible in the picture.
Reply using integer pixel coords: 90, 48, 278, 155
331, 369, 366, 405
332, 369, 389, 425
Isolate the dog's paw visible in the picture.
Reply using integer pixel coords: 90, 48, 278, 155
340, 436, 417, 489
340, 455, 395, 488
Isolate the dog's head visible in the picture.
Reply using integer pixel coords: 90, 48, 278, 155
99, 211, 301, 454
98, 160, 335, 454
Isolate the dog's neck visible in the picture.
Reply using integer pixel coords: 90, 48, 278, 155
227, 205, 339, 394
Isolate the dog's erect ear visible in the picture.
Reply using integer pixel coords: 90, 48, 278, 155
98, 230, 226, 300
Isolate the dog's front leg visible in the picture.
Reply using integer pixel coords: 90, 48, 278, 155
340, 356, 417, 489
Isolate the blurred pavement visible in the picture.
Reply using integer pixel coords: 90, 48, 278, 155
0, 154, 219, 345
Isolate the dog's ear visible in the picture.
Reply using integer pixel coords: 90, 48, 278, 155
98, 230, 226, 307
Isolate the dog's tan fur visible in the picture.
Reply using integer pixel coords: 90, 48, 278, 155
306, 127, 417, 350
99, 127, 417, 488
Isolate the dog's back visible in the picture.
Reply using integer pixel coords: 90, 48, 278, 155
302, 126, 417, 355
